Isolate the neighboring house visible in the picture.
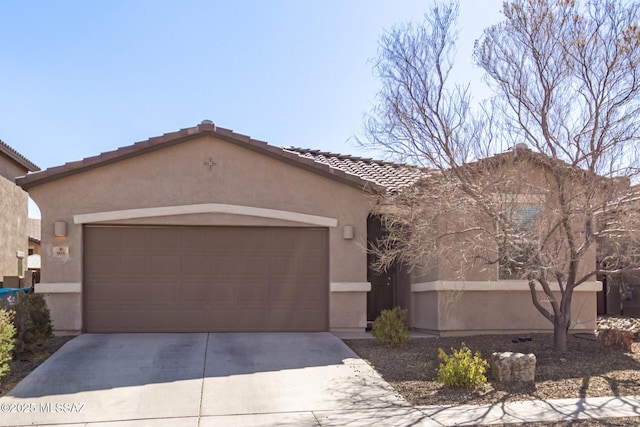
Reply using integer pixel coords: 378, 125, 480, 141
16, 121, 600, 335
0, 140, 39, 285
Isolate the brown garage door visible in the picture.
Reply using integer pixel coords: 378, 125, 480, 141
83, 226, 329, 332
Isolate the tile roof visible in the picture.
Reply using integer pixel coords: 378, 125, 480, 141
16, 121, 428, 192
283, 147, 427, 191
0, 139, 39, 172
16, 121, 389, 191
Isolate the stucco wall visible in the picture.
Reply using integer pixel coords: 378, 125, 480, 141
0, 157, 27, 183
27, 135, 373, 333
428, 157, 600, 283
0, 175, 28, 279
411, 281, 599, 336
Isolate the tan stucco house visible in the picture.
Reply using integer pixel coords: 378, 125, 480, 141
17, 121, 600, 335
0, 140, 39, 285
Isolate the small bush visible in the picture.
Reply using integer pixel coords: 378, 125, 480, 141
10, 293, 52, 355
0, 309, 16, 379
437, 343, 488, 388
372, 307, 410, 347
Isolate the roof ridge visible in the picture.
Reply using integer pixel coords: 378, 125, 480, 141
0, 139, 39, 172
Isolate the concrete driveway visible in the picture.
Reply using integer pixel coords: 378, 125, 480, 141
0, 333, 435, 426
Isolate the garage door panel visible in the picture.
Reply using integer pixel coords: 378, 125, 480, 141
148, 228, 181, 249
137, 309, 177, 331
299, 309, 327, 330
151, 255, 182, 276
181, 256, 210, 275
119, 228, 157, 249
86, 291, 120, 305
269, 309, 299, 330
177, 310, 210, 331
84, 226, 328, 332
179, 228, 212, 250
298, 282, 327, 302
85, 310, 116, 332
298, 258, 326, 277
209, 256, 242, 275
209, 309, 242, 330
148, 284, 178, 304
240, 257, 268, 276
269, 282, 299, 303
209, 229, 243, 251
239, 308, 268, 330
114, 282, 149, 302
120, 255, 150, 276
180, 281, 213, 302
209, 282, 238, 303
86, 227, 121, 248
85, 255, 121, 276
238, 282, 268, 303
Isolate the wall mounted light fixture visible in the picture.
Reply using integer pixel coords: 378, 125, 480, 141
54, 221, 67, 237
342, 225, 354, 240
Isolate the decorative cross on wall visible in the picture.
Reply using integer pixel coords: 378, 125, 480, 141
204, 157, 216, 170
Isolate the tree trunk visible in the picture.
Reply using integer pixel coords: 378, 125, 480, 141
553, 318, 569, 352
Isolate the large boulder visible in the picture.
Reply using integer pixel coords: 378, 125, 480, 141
598, 329, 634, 351
491, 352, 536, 383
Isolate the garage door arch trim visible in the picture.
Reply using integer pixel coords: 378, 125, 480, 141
73, 203, 338, 227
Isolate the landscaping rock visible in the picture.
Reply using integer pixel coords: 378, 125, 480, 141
597, 316, 640, 341
491, 352, 536, 383
598, 328, 634, 351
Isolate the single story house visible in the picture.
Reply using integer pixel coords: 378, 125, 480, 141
0, 140, 39, 285
17, 121, 600, 335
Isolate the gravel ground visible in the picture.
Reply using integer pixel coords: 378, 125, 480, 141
344, 317, 640, 408
346, 320, 640, 425
0, 335, 72, 397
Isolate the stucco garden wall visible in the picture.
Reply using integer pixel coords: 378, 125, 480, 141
411, 280, 599, 336
0, 176, 28, 279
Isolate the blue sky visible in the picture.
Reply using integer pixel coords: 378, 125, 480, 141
0, 1, 504, 216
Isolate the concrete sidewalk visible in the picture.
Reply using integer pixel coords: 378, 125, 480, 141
416, 395, 640, 426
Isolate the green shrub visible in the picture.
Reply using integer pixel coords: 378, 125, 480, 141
372, 307, 410, 347
0, 309, 16, 379
437, 343, 488, 388
9, 293, 52, 355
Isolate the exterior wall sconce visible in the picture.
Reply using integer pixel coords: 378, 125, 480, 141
342, 225, 354, 240
16, 251, 24, 277
54, 221, 68, 237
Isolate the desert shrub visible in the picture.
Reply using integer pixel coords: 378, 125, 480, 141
437, 343, 488, 388
10, 293, 52, 355
372, 307, 410, 347
0, 308, 16, 379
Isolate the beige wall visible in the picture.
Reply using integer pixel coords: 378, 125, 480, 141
0, 175, 28, 280
0, 157, 27, 183
428, 160, 599, 283
411, 281, 598, 336
28, 135, 373, 333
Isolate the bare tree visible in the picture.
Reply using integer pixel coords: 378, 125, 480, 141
364, 0, 640, 351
